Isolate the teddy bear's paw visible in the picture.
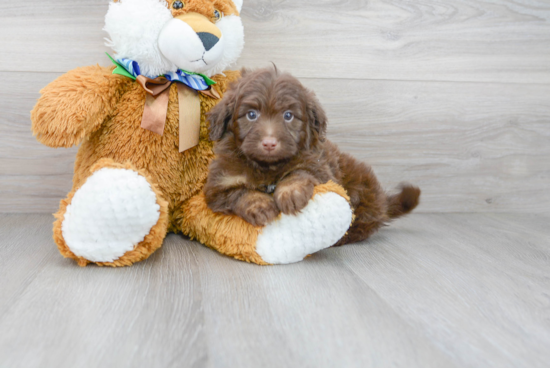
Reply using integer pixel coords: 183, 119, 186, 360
61, 168, 161, 263
255, 191, 353, 265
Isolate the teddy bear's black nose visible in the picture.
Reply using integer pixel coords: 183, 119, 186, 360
197, 32, 219, 51
172, 1, 184, 9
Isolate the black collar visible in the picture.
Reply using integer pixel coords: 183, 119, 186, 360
259, 184, 277, 194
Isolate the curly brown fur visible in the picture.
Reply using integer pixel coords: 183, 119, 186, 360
204, 67, 420, 243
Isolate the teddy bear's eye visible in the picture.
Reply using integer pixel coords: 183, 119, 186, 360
172, 1, 184, 10
213, 9, 223, 21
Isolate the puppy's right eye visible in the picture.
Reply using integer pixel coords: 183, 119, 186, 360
247, 110, 259, 121
283, 111, 294, 123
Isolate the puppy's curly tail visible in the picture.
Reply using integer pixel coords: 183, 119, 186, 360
386, 184, 421, 219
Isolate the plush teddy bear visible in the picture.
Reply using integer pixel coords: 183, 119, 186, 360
31, 0, 353, 267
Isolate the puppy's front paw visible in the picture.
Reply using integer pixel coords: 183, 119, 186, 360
274, 183, 314, 215
237, 193, 280, 227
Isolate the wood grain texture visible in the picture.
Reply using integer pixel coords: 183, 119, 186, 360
304, 78, 550, 213
194, 236, 455, 368
0, 215, 58, 317
0, 216, 207, 368
0, 213, 549, 367
0, 72, 77, 213
337, 212, 550, 368
239, 0, 550, 83
1, 0, 549, 83
2, 71, 549, 213
1, 0, 549, 213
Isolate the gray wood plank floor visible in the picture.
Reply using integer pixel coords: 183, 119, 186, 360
0, 213, 548, 368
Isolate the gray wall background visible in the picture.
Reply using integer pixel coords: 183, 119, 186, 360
1, 0, 549, 213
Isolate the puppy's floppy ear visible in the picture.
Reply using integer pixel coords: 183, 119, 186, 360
240, 67, 250, 78
306, 90, 328, 143
208, 89, 237, 141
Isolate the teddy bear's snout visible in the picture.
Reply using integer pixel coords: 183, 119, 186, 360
158, 12, 225, 73
197, 32, 219, 51
175, 12, 222, 39
179, 12, 221, 51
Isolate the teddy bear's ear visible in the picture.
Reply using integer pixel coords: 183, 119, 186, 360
233, 0, 243, 13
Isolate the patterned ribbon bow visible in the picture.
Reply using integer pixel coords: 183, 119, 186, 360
107, 54, 220, 152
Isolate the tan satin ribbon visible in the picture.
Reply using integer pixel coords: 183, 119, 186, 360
136, 75, 220, 152
177, 84, 201, 153
137, 76, 172, 136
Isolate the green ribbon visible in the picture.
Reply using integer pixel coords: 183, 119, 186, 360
106, 53, 136, 80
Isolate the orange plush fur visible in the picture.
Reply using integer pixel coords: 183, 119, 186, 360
183, 180, 351, 265
32, 65, 249, 266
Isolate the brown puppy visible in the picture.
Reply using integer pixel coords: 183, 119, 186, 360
204, 67, 420, 246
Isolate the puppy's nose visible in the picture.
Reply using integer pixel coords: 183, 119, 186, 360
262, 137, 279, 152
197, 32, 219, 51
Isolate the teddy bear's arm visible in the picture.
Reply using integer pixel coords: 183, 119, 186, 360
31, 65, 131, 148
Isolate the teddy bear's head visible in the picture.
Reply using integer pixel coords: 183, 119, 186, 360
104, 0, 244, 78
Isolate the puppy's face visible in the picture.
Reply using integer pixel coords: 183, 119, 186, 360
235, 72, 307, 163
209, 68, 327, 164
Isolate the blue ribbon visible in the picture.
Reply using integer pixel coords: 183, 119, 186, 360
115, 57, 215, 91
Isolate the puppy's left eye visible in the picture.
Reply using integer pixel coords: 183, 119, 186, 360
283, 111, 294, 123
213, 9, 223, 21
247, 110, 259, 121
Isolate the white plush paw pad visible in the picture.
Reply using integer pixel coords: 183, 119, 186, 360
62, 168, 161, 263
256, 192, 353, 265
